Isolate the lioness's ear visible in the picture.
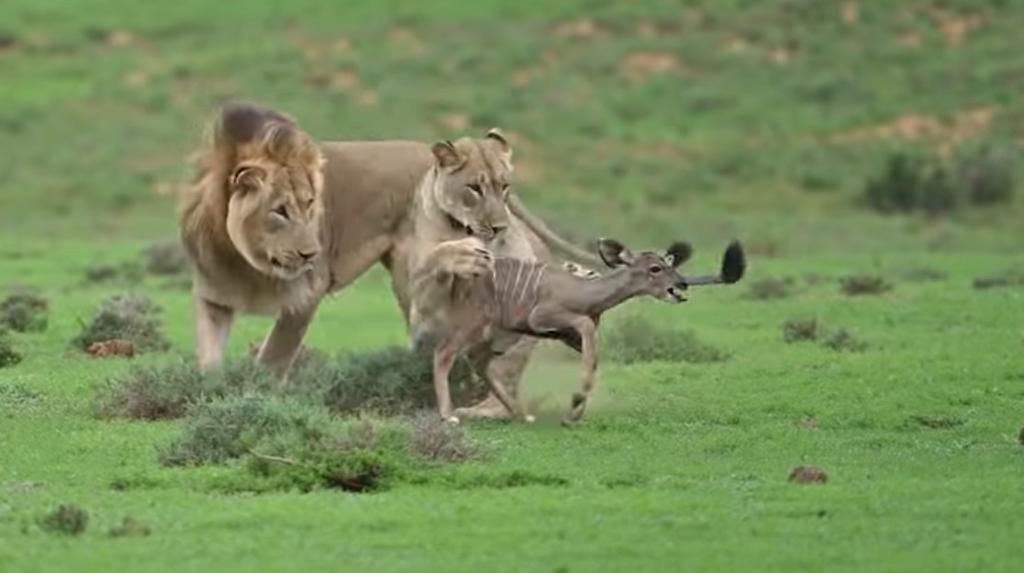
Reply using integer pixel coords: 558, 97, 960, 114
597, 238, 635, 268
230, 165, 267, 193
431, 140, 464, 170
486, 128, 513, 165
665, 241, 693, 268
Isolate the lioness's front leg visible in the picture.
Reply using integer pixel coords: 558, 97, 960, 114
256, 305, 319, 383
196, 297, 234, 372
421, 237, 493, 281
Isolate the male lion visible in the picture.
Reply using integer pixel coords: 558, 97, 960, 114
180, 102, 594, 417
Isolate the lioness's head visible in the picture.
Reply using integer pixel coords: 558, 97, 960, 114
214, 104, 325, 280
429, 129, 513, 242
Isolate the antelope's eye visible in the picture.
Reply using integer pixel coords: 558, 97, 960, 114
649, 265, 662, 274
273, 205, 289, 220
467, 183, 483, 196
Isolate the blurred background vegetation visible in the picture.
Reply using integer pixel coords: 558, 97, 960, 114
1, 0, 1021, 254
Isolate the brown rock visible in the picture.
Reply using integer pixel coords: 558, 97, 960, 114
789, 465, 828, 484
87, 339, 136, 358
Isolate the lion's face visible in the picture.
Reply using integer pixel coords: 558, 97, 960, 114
225, 161, 324, 281
430, 130, 513, 242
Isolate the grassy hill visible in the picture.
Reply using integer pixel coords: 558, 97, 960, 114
2, 2, 1024, 572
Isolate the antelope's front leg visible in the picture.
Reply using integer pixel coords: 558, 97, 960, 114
564, 319, 598, 425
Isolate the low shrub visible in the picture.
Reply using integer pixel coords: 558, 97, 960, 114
839, 275, 892, 296
604, 314, 730, 364
864, 145, 1016, 215
746, 277, 792, 300
39, 504, 89, 535
822, 328, 868, 352
0, 329, 22, 368
0, 293, 48, 332
782, 317, 822, 343
144, 239, 189, 275
72, 294, 171, 352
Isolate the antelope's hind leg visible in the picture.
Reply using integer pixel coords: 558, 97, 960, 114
470, 348, 533, 423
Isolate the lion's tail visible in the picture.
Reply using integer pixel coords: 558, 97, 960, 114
507, 195, 602, 266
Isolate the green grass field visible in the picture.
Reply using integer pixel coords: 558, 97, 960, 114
2, 1, 1024, 571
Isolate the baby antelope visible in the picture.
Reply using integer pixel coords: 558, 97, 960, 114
417, 239, 746, 424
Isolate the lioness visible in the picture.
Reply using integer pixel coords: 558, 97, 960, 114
180, 103, 593, 416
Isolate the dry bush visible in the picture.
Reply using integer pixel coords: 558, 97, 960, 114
409, 411, 479, 463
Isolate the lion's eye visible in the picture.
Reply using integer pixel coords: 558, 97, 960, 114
273, 205, 289, 220
467, 184, 482, 196
649, 266, 662, 274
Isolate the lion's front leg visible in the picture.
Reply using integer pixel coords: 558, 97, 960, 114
196, 297, 235, 372
256, 305, 319, 384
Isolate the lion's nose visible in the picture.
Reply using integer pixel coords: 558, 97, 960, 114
298, 250, 319, 262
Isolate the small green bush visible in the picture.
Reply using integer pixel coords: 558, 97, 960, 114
144, 239, 189, 275
782, 318, 822, 343
72, 294, 170, 352
159, 394, 325, 466
746, 277, 792, 300
39, 504, 89, 535
864, 145, 1016, 215
840, 275, 892, 296
0, 293, 48, 332
604, 315, 729, 364
0, 329, 22, 368
822, 328, 868, 352
956, 144, 1016, 206
108, 517, 151, 538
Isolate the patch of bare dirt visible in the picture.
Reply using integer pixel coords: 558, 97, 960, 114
930, 8, 984, 47
437, 113, 470, 133
829, 106, 998, 154
619, 52, 682, 82
723, 35, 750, 54
896, 32, 922, 48
553, 19, 605, 40
841, 2, 860, 25
388, 26, 426, 56
798, 417, 819, 430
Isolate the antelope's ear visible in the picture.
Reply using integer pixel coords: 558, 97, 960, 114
597, 238, 635, 268
664, 241, 693, 268
431, 140, 465, 171
230, 165, 267, 193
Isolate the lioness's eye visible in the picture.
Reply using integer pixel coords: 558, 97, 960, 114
467, 184, 482, 196
649, 266, 662, 274
273, 205, 289, 220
